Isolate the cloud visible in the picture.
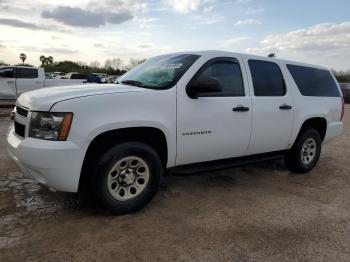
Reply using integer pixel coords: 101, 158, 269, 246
0, 17, 70, 32
168, 0, 201, 13
225, 36, 251, 45
235, 0, 251, 4
41, 0, 144, 28
16, 45, 78, 54
246, 21, 350, 69
199, 13, 224, 25
234, 18, 261, 26
0, 18, 44, 30
247, 21, 350, 54
42, 6, 132, 27
246, 8, 264, 15
138, 44, 153, 49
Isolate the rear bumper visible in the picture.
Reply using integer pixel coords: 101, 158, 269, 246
6, 124, 84, 192
324, 121, 343, 144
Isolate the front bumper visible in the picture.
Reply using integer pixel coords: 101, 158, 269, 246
6, 123, 84, 192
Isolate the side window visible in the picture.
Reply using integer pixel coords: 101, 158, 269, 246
0, 68, 14, 78
287, 64, 340, 97
71, 74, 87, 79
16, 68, 38, 79
190, 59, 245, 97
249, 60, 286, 96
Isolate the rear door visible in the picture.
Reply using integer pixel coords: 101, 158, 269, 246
243, 58, 295, 155
15, 68, 43, 96
0, 67, 16, 99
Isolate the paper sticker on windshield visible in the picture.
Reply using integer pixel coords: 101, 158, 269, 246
162, 63, 183, 69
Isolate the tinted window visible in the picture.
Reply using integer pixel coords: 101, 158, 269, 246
287, 65, 340, 97
71, 74, 87, 79
16, 68, 38, 79
0, 68, 14, 78
249, 60, 286, 96
191, 59, 244, 97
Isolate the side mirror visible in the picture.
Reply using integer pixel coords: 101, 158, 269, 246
187, 78, 222, 99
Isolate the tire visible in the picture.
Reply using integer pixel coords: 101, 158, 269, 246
285, 128, 322, 173
93, 142, 162, 215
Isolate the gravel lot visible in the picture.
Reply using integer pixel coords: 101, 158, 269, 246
0, 106, 349, 262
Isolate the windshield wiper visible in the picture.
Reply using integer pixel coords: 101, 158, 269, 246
121, 80, 145, 88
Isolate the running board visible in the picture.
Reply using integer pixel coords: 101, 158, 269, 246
170, 151, 286, 174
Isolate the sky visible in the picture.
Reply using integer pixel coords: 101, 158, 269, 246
0, 0, 350, 69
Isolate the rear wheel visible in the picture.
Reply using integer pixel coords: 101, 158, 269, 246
93, 142, 162, 214
285, 128, 322, 173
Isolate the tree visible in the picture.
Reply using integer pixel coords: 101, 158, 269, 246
104, 59, 112, 69
40, 55, 54, 66
0, 61, 8, 66
90, 61, 101, 68
268, 53, 276, 58
47, 56, 54, 64
20, 53, 27, 64
126, 58, 146, 70
111, 58, 123, 70
40, 55, 46, 66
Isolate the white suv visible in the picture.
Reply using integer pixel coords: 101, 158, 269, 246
7, 51, 344, 214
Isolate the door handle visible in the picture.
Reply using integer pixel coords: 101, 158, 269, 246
279, 104, 292, 110
7, 80, 15, 84
233, 105, 250, 112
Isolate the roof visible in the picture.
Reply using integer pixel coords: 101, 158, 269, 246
0, 65, 38, 69
164, 50, 329, 70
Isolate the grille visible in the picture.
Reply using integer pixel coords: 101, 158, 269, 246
14, 121, 25, 137
16, 106, 28, 118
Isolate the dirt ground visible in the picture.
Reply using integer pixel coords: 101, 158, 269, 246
0, 106, 349, 262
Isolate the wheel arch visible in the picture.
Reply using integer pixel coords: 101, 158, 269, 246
294, 117, 327, 145
79, 126, 168, 192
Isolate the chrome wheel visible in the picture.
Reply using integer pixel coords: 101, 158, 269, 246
107, 156, 150, 201
300, 138, 317, 165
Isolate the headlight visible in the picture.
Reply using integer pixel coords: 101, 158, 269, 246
29, 112, 73, 141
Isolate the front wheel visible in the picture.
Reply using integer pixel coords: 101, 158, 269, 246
285, 128, 322, 173
93, 142, 162, 215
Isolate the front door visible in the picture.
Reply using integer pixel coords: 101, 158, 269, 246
176, 56, 252, 165
0, 67, 16, 99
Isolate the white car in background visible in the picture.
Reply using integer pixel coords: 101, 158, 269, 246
0, 66, 87, 99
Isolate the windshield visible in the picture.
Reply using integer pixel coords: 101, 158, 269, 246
118, 54, 200, 89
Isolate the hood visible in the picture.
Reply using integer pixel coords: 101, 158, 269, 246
17, 84, 145, 111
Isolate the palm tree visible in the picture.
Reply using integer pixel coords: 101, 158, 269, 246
47, 56, 54, 64
40, 55, 46, 66
20, 53, 27, 64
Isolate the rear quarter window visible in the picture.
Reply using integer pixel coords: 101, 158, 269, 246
287, 65, 340, 97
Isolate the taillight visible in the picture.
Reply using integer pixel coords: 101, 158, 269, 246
340, 97, 345, 121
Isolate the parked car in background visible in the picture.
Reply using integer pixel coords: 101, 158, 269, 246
92, 73, 108, 83
0, 66, 87, 99
65, 72, 88, 80
108, 75, 121, 83
340, 83, 350, 102
52, 72, 66, 79
87, 73, 101, 83
7, 51, 344, 214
